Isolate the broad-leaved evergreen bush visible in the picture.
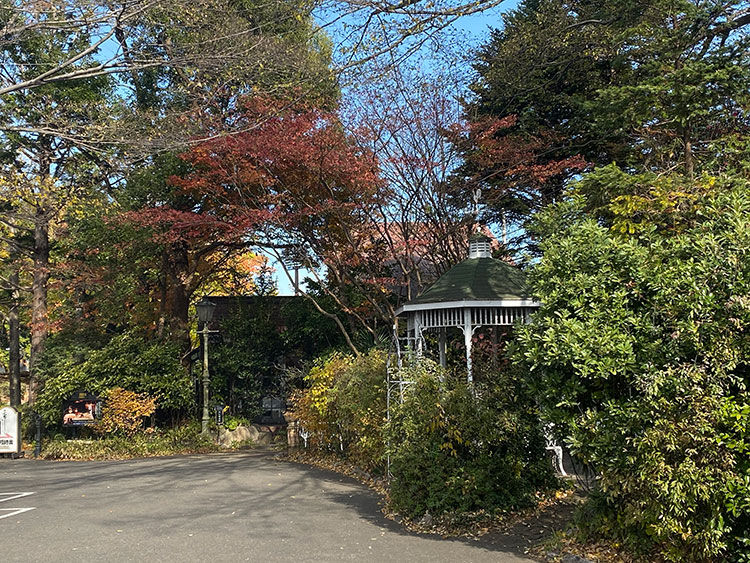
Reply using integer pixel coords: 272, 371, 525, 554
37, 330, 192, 427
515, 180, 750, 561
386, 361, 557, 518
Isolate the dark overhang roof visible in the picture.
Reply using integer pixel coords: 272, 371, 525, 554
407, 257, 532, 306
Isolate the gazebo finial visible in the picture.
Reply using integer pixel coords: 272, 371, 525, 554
471, 188, 482, 231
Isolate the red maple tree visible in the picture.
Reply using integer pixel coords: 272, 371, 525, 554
115, 96, 381, 347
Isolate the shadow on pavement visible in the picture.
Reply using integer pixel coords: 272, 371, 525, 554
2, 449, 572, 559
281, 455, 575, 558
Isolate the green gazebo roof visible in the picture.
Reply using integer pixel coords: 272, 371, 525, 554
409, 257, 531, 305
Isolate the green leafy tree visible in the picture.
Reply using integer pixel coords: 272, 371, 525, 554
211, 303, 284, 419
36, 330, 192, 427
464, 0, 750, 236
41, 0, 341, 355
0, 20, 116, 402
514, 180, 750, 560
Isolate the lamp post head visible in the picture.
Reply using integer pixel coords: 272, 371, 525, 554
196, 298, 217, 325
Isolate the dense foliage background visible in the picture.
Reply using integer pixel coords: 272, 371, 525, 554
1, 1, 749, 560
514, 182, 750, 560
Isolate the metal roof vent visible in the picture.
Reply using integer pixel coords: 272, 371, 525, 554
468, 234, 492, 259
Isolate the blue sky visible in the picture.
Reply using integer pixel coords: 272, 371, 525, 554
450, 1, 519, 36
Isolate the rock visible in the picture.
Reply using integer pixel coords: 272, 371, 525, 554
255, 431, 273, 446
239, 425, 261, 442
218, 424, 259, 447
418, 511, 433, 527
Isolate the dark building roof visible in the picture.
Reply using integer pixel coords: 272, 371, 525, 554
204, 295, 300, 331
407, 257, 531, 305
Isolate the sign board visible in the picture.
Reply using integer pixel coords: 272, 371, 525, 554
62, 390, 101, 426
0, 406, 21, 454
214, 405, 225, 426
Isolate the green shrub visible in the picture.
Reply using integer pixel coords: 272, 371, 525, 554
290, 349, 387, 471
570, 367, 741, 561
40, 423, 217, 460
386, 362, 558, 518
36, 330, 192, 427
291, 350, 555, 517
515, 183, 750, 561
223, 415, 250, 431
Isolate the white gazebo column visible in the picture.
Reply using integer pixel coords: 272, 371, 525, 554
414, 312, 423, 358
463, 308, 473, 384
438, 328, 447, 368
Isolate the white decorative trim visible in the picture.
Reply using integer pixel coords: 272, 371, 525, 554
396, 299, 541, 315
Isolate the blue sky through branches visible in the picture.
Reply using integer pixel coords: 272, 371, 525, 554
273, 3, 518, 295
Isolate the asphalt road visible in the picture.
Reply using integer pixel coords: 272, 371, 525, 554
0, 450, 536, 563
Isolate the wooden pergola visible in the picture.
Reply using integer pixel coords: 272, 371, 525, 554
395, 234, 540, 383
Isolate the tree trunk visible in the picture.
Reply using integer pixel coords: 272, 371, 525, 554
164, 242, 191, 353
166, 280, 190, 345
156, 250, 169, 339
28, 211, 50, 404
9, 269, 21, 408
684, 123, 694, 179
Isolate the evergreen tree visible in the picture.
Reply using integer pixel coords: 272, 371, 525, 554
462, 0, 750, 235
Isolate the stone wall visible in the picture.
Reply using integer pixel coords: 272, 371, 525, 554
218, 424, 279, 448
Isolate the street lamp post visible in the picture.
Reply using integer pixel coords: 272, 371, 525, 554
196, 298, 218, 434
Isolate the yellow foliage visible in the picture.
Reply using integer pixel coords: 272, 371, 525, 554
609, 175, 713, 235
199, 252, 269, 296
0, 170, 97, 240
96, 387, 157, 437
307, 352, 350, 415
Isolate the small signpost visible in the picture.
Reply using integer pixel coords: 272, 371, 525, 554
62, 390, 101, 427
0, 406, 21, 457
214, 405, 225, 426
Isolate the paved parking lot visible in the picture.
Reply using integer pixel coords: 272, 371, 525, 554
0, 451, 535, 562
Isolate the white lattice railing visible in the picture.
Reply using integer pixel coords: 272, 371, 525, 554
415, 306, 530, 330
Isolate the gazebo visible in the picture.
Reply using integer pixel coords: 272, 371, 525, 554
390, 235, 568, 474
394, 234, 540, 383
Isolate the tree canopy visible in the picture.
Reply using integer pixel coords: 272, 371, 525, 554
1, 2, 749, 559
